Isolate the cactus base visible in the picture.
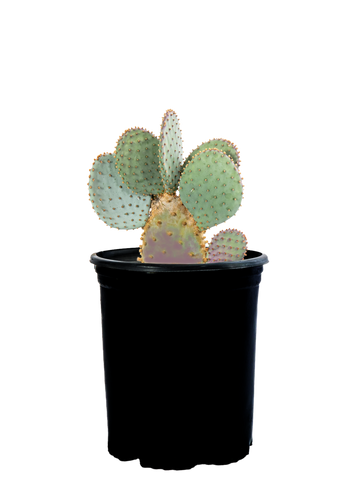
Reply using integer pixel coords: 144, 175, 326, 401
139, 193, 207, 264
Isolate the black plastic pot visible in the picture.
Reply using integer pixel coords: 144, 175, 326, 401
90, 247, 268, 470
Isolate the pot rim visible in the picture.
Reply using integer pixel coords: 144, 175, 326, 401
90, 248, 269, 272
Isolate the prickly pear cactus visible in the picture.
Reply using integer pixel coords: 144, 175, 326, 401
207, 229, 247, 263
88, 109, 249, 264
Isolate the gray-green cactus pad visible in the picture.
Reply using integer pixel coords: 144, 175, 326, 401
184, 135, 243, 172
207, 228, 247, 263
159, 109, 184, 195
114, 128, 164, 196
88, 153, 151, 229
179, 148, 243, 231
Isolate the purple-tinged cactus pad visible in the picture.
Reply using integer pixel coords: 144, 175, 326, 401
207, 225, 251, 263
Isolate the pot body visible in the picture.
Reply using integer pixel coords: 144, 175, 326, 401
91, 248, 268, 470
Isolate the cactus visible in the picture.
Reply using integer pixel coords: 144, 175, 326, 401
88, 109, 248, 263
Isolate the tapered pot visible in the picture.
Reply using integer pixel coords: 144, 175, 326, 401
90, 247, 268, 470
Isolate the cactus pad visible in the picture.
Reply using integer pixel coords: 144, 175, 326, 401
179, 148, 243, 231
186, 135, 244, 173
159, 109, 184, 195
139, 193, 207, 263
207, 229, 247, 262
114, 128, 164, 196
88, 153, 151, 229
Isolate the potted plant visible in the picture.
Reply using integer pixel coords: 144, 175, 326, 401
88, 109, 268, 470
